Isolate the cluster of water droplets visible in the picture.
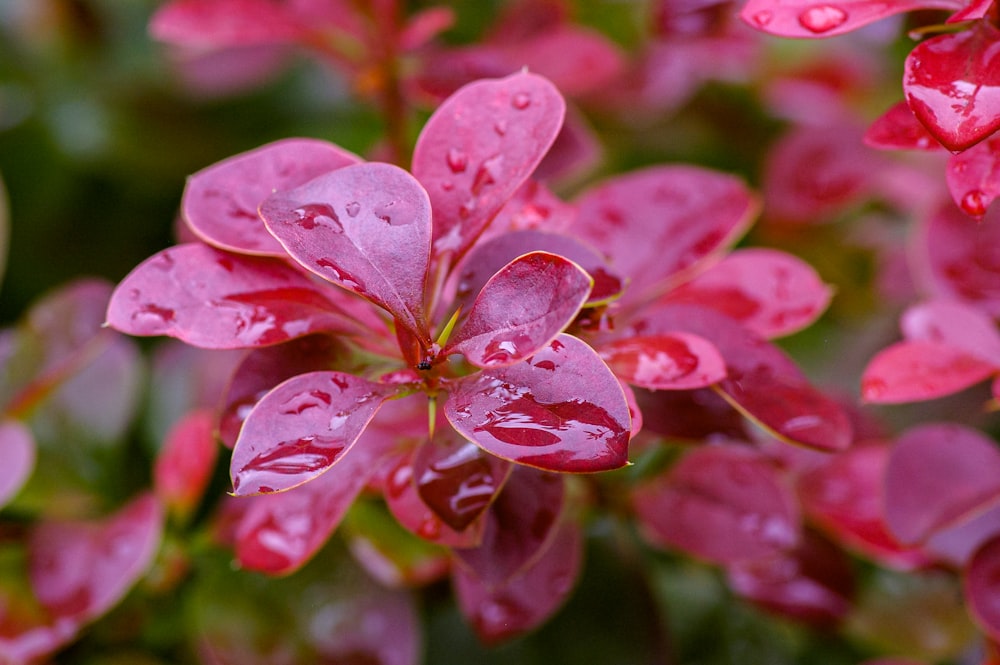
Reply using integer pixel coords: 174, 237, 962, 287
750, 3, 849, 33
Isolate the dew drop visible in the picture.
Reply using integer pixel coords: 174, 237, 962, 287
446, 148, 468, 173
293, 203, 343, 233
131, 303, 176, 328
441, 181, 454, 192
961, 190, 988, 218
494, 120, 507, 136
797, 5, 848, 32
471, 155, 502, 195
512, 92, 531, 110
127, 288, 141, 300
417, 517, 441, 540
345, 201, 361, 218
751, 10, 773, 26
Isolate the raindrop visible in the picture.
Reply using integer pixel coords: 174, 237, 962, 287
131, 303, 176, 328
494, 120, 507, 136
751, 10, 773, 27
797, 5, 848, 33
127, 288, 141, 300
345, 201, 361, 217
512, 92, 531, 110
441, 181, 454, 192
293, 203, 343, 233
446, 148, 468, 173
961, 190, 988, 218
471, 155, 502, 195
459, 199, 476, 219
417, 518, 441, 540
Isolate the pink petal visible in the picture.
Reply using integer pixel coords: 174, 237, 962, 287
664, 248, 833, 338
901, 299, 1000, 361
0, 419, 34, 509
182, 138, 360, 255
229, 371, 394, 495
446, 252, 592, 368
946, 134, 1000, 219
861, 340, 996, 403
864, 101, 944, 151
444, 334, 631, 473
599, 333, 726, 390
154, 409, 219, 518
905, 22, 1000, 153
740, 0, 961, 38
966, 535, 1000, 641
260, 162, 432, 341
412, 71, 566, 264
885, 423, 1000, 545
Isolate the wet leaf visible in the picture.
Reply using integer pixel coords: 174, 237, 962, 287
446, 252, 592, 368
412, 71, 566, 264
0, 419, 34, 509
261, 162, 433, 340
922, 201, 1000, 316
445, 334, 631, 472
599, 333, 726, 390
229, 371, 394, 495
861, 340, 996, 403
153, 409, 218, 519
182, 138, 360, 255
965, 535, 1000, 641
739, 0, 959, 38
946, 134, 1000, 219
864, 101, 944, 151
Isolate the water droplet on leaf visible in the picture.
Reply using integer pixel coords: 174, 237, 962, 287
494, 120, 507, 136
293, 203, 343, 233
345, 201, 361, 217
797, 5, 848, 32
446, 148, 468, 173
512, 92, 531, 110
961, 190, 988, 218
751, 10, 773, 26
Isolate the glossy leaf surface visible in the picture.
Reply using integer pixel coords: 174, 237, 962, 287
445, 334, 631, 472
446, 252, 592, 368
182, 138, 360, 255
230, 371, 393, 495
154, 409, 218, 519
922, 201, 1000, 315
261, 162, 432, 339
106, 243, 365, 348
413, 71, 565, 262
905, 22, 1000, 153
864, 101, 944, 151
599, 333, 726, 390
740, 0, 959, 38
885, 423, 1000, 545
965, 535, 1000, 640
633, 445, 800, 564
861, 340, 996, 403
946, 134, 1000, 219
0, 419, 34, 509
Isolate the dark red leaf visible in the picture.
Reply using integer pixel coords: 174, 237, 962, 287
885, 423, 1000, 545
446, 252, 592, 368
29, 493, 162, 622
861, 340, 996, 403
635, 386, 749, 442
740, 0, 959, 38
260, 162, 433, 340
106, 243, 371, 349
966, 535, 1000, 641
412, 71, 566, 264
864, 101, 944, 151
154, 409, 219, 518
182, 138, 360, 255
905, 22, 1000, 153
445, 334, 631, 472
922, 201, 1000, 315
599, 333, 726, 390
230, 371, 394, 495
946, 134, 1000, 219
633, 445, 800, 565
0, 419, 34, 509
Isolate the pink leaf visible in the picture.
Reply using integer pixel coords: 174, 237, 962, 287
150, 0, 308, 47
445, 252, 592, 368
922, 200, 1000, 315
633, 445, 800, 565
884, 423, 1000, 545
924, 502, 1000, 566
864, 101, 944, 151
901, 299, 1000, 361
260, 162, 432, 340
412, 71, 566, 263
444, 334, 631, 473
905, 22, 1000, 153
946, 134, 1000, 219
861, 340, 996, 403
966, 535, 1000, 641
29, 493, 162, 622
573, 166, 756, 307
454, 519, 582, 645
0, 419, 34, 509
154, 409, 219, 518
664, 248, 833, 338
740, 0, 960, 38
230, 371, 394, 495
107, 243, 369, 348
182, 138, 360, 256
599, 333, 726, 390
498, 26, 627, 97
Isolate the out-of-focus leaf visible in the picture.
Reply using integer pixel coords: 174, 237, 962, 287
182, 138, 360, 255
945, 134, 1000, 219
965, 535, 1000, 641
864, 101, 944, 151
445, 334, 631, 472
921, 201, 1000, 316
445, 252, 591, 368
0, 419, 34, 509
154, 409, 218, 519
740, 0, 959, 38
901, 300, 1000, 360
861, 340, 996, 403
0, 173, 7, 290
924, 502, 1000, 566
599, 333, 726, 390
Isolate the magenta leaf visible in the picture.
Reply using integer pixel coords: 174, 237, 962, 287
740, 0, 960, 38
865, 101, 945, 151
966, 536, 1000, 641
861, 340, 996, 403
29, 493, 162, 622
664, 248, 833, 338
412, 71, 566, 263
572, 166, 756, 308
633, 445, 800, 565
230, 371, 394, 495
922, 201, 1000, 315
884, 423, 1000, 545
454, 519, 582, 645
901, 299, 1000, 360
260, 162, 432, 340
150, 0, 312, 47
445, 334, 631, 472
0, 419, 34, 509
905, 22, 1000, 153
106, 243, 370, 349
182, 138, 360, 256
154, 409, 219, 519
946, 134, 1000, 219
599, 333, 726, 390
924, 502, 1000, 566
446, 252, 592, 368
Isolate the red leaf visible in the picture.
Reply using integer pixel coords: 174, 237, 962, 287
922, 201, 1000, 315
573, 166, 756, 307
29, 493, 162, 622
901, 299, 1000, 361
261, 162, 433, 340
946, 134, 1000, 219
664, 248, 833, 338
633, 445, 800, 565
150, 0, 307, 47
905, 22, 1000, 153
454, 519, 582, 645
446, 252, 592, 368
599, 333, 726, 390
0, 419, 34, 509
230, 371, 394, 495
182, 138, 360, 256
444, 334, 631, 472
864, 101, 944, 151
885, 423, 1000, 545
966, 535, 1000, 641
412, 71, 566, 264
154, 409, 219, 518
861, 340, 996, 403
740, 0, 959, 38
106, 243, 369, 349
